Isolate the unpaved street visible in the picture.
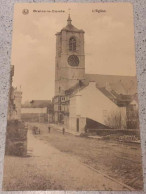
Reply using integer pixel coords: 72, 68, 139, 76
28, 130, 129, 190
3, 127, 135, 191
3, 122, 143, 191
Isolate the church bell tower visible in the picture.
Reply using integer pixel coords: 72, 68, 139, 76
55, 15, 85, 96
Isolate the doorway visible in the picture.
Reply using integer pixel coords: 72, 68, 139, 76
76, 118, 79, 132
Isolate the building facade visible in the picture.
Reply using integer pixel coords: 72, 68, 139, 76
53, 15, 138, 132
55, 15, 85, 96
8, 65, 22, 121
21, 100, 53, 123
69, 82, 127, 132
12, 88, 22, 120
53, 15, 85, 123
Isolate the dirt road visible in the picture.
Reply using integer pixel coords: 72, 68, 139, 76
3, 129, 134, 191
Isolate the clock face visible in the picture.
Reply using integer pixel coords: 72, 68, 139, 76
68, 55, 79, 66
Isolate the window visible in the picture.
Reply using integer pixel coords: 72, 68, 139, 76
61, 97, 65, 101
58, 105, 61, 111
68, 55, 79, 66
69, 37, 76, 51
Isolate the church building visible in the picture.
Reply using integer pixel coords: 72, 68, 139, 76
52, 15, 138, 132
53, 14, 85, 123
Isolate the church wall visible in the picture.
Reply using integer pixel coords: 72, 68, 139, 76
55, 23, 85, 96
56, 52, 85, 93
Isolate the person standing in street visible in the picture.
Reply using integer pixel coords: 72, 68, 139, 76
48, 126, 51, 133
62, 127, 65, 135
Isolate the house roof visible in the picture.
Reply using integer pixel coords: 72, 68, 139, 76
61, 24, 84, 33
22, 100, 52, 108
65, 74, 138, 107
85, 74, 137, 95
65, 80, 88, 96
56, 15, 84, 35
98, 87, 132, 107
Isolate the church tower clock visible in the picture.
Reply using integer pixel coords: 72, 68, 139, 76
55, 15, 85, 96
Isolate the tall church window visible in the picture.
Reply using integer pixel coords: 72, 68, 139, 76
69, 37, 76, 51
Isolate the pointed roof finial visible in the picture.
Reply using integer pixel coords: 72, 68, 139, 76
67, 8, 72, 25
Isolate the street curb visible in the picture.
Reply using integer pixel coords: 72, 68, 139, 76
82, 163, 135, 191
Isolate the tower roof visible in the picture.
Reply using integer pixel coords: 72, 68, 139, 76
56, 15, 84, 35
67, 14, 72, 25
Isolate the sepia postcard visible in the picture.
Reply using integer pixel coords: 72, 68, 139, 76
2, 2, 144, 191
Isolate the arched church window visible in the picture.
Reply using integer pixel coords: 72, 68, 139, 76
69, 37, 76, 51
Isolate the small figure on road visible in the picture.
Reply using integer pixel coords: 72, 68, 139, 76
48, 126, 51, 133
62, 127, 65, 135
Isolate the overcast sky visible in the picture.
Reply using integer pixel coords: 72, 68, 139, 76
12, 3, 136, 102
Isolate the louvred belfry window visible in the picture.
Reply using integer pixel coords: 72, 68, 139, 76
69, 37, 76, 51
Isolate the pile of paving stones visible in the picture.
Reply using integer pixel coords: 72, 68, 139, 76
118, 135, 140, 143
102, 134, 140, 143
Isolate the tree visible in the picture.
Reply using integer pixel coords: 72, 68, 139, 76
104, 111, 126, 129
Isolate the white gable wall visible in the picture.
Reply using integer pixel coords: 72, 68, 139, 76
69, 82, 126, 129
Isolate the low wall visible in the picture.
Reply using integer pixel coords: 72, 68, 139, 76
88, 128, 140, 137
5, 120, 28, 156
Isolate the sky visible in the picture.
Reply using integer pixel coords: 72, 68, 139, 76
11, 3, 136, 102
